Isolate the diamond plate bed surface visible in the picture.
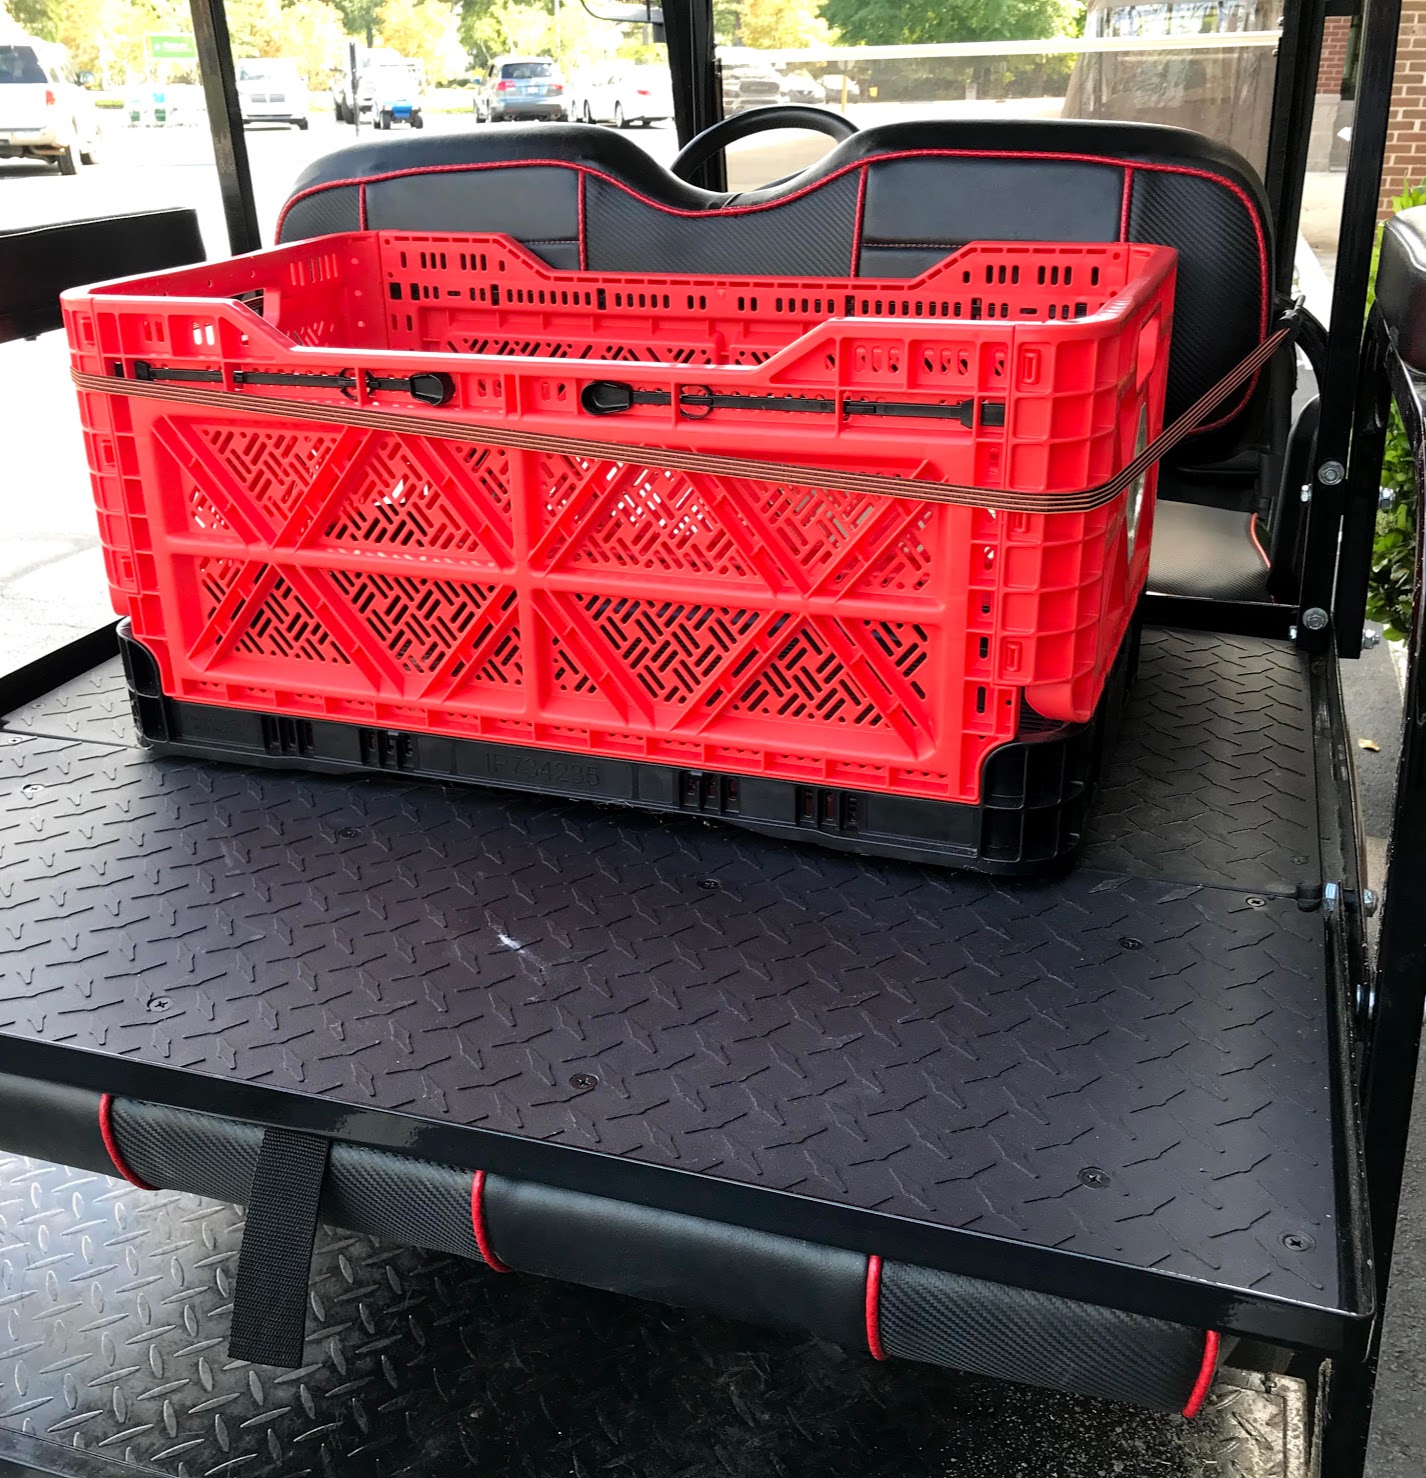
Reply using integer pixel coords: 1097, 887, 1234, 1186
0, 689, 1341, 1308
0, 1156, 1309, 1478
1080, 630, 1320, 894
0, 629, 1324, 896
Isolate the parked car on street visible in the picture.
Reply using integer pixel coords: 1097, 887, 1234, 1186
781, 69, 822, 104
573, 63, 673, 128
820, 72, 861, 105
474, 56, 569, 122
235, 57, 310, 130
0, 36, 101, 174
721, 58, 784, 114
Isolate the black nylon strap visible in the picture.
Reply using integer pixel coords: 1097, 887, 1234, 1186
228, 1126, 331, 1367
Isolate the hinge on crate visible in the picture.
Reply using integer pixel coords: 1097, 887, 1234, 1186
129, 361, 454, 406
581, 379, 1006, 427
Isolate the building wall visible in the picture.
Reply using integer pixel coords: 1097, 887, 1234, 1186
1318, 14, 1353, 93
1309, 15, 1355, 172
1382, 0, 1426, 213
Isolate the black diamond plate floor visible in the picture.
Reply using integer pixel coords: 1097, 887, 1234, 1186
2, 629, 1325, 898
0, 1154, 1308, 1478
0, 630, 1360, 1342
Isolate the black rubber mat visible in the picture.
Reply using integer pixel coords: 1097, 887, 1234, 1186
1082, 629, 1319, 894
0, 1153, 1303, 1478
1, 628, 1323, 896
0, 748, 1342, 1320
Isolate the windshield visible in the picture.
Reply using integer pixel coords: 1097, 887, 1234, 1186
0, 46, 46, 85
501, 61, 554, 79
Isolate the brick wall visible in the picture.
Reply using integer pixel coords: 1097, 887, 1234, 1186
1318, 14, 1352, 93
1382, 0, 1426, 214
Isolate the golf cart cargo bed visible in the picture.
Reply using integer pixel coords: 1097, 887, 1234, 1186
0, 622, 1369, 1355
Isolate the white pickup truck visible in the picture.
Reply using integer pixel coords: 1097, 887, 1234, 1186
0, 35, 102, 174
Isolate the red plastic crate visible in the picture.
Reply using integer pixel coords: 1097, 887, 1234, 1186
64, 232, 1174, 807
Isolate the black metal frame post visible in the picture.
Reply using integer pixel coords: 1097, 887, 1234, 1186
1299, 0, 1402, 652
662, 0, 724, 191
1265, 0, 1328, 289
1320, 326, 1426, 1477
188, 0, 261, 255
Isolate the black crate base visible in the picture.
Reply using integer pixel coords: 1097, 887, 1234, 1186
116, 620, 1138, 876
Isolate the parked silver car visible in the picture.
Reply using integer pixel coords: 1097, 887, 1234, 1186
475, 57, 570, 123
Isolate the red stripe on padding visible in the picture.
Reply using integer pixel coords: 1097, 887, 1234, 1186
470, 1169, 512, 1272
97, 1093, 156, 1191
1181, 1330, 1221, 1417
865, 1254, 888, 1360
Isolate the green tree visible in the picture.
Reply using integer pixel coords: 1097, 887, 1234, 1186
460, 0, 624, 71
4, 0, 64, 39
738, 0, 833, 49
377, 0, 464, 75
823, 0, 1073, 46
334, 0, 384, 47
241, 0, 349, 86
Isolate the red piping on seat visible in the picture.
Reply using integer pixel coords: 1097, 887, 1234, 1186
1248, 513, 1271, 568
865, 1254, 888, 1360
578, 170, 588, 270
97, 1093, 156, 1191
1181, 1330, 1221, 1418
470, 1169, 512, 1272
274, 148, 1269, 435
1119, 165, 1134, 241
851, 164, 869, 274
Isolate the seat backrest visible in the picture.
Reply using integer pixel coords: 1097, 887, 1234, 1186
279, 119, 1273, 454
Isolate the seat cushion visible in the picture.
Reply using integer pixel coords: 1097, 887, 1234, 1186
1147, 500, 1272, 602
278, 118, 1272, 449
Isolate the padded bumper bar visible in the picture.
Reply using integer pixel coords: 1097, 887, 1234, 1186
0, 1074, 1221, 1414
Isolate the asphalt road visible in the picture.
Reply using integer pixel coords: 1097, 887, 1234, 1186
0, 96, 1066, 250
0, 110, 678, 252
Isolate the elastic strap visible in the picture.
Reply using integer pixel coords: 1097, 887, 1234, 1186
71, 317, 1292, 519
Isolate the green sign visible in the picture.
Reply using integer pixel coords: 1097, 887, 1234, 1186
146, 34, 196, 61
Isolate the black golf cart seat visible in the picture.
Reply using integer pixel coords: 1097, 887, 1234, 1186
278, 118, 1287, 604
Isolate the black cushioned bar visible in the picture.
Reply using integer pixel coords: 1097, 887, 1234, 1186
111, 1097, 481, 1262
0, 1073, 110, 1175
880, 1260, 1218, 1413
482, 1172, 866, 1347
85, 1093, 1221, 1407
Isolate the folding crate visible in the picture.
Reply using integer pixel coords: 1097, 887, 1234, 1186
65, 232, 1175, 871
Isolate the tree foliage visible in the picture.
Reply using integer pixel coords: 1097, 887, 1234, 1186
375, 0, 464, 78
228, 0, 349, 84
737, 0, 834, 49
1366, 180, 1426, 641
459, 0, 628, 72
332, 0, 383, 48
823, 0, 1075, 46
